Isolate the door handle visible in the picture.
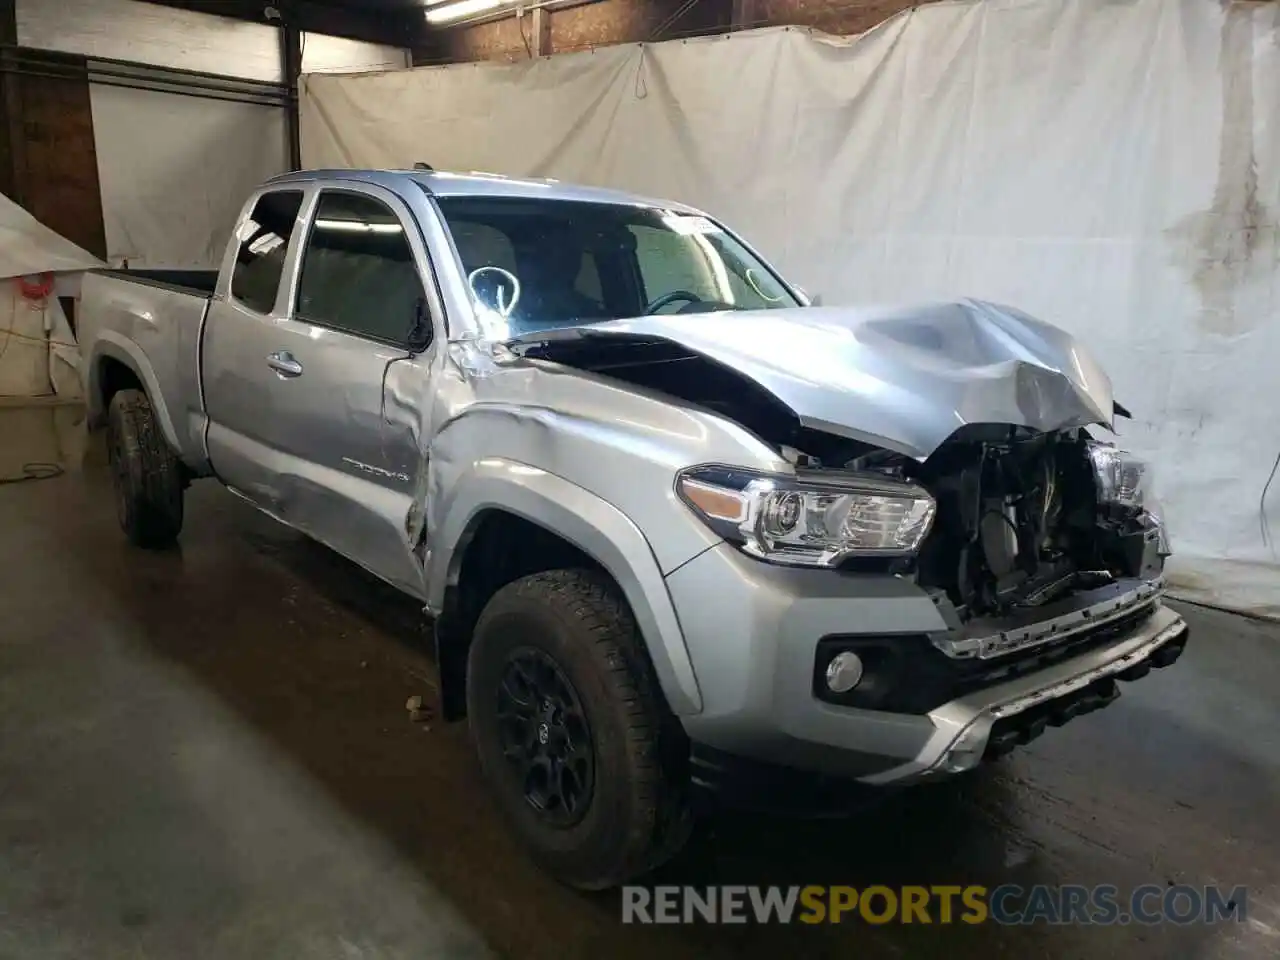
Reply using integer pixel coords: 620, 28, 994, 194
266, 351, 303, 378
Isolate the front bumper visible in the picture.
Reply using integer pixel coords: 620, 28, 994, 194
860, 602, 1187, 784
664, 543, 1188, 791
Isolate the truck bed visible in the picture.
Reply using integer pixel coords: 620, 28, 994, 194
78, 269, 215, 475
94, 269, 219, 297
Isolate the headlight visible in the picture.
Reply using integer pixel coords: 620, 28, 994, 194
676, 465, 937, 568
1088, 443, 1170, 553
1088, 444, 1152, 509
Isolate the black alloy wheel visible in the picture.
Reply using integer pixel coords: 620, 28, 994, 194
496, 647, 596, 827
465, 570, 693, 889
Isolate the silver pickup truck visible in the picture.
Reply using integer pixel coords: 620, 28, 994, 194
80, 168, 1188, 889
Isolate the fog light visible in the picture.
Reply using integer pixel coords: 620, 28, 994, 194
825, 651, 864, 693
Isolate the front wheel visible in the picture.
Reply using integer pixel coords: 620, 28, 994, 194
106, 388, 184, 549
466, 570, 691, 889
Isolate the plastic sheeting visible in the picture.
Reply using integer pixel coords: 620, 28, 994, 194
299, 0, 1280, 615
0, 193, 103, 280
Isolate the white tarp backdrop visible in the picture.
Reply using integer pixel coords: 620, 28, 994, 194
91, 84, 290, 269
299, 0, 1280, 615
0, 193, 103, 399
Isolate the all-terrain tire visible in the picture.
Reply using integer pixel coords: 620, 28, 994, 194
106, 388, 183, 549
466, 569, 691, 890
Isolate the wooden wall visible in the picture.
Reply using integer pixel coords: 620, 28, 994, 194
420, 0, 932, 64
0, 50, 107, 258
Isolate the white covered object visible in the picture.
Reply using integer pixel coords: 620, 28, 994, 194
0, 293, 49, 397
299, 0, 1280, 615
0, 291, 85, 400
0, 192, 102, 398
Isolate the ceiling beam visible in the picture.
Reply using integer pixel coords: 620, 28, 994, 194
529, 6, 551, 57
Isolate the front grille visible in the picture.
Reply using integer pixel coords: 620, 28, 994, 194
816, 602, 1158, 715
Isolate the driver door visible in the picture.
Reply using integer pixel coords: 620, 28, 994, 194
279, 185, 436, 596
210, 184, 436, 597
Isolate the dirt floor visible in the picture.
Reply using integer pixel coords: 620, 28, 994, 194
1, 403, 1278, 959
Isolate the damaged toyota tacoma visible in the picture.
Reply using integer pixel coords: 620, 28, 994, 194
79, 168, 1187, 889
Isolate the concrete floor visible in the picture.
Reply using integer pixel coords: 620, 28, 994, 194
1, 403, 1279, 960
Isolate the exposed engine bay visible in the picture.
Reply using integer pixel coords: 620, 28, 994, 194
776, 424, 1164, 620
900, 426, 1162, 619
511, 332, 1161, 621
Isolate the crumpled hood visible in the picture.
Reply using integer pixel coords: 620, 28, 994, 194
514, 299, 1115, 460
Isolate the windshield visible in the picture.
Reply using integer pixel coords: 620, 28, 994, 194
431, 195, 799, 337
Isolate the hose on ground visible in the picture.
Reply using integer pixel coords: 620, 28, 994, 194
0, 461, 64, 485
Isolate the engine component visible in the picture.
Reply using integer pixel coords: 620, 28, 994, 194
913, 426, 1153, 619
979, 500, 1019, 579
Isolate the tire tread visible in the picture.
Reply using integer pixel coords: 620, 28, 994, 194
108, 388, 183, 548
471, 568, 690, 888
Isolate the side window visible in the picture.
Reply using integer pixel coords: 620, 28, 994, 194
295, 191, 426, 345
231, 190, 304, 314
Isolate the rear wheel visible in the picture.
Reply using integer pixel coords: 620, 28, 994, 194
466, 569, 690, 889
106, 389, 183, 549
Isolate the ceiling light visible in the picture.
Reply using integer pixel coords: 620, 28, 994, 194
425, 0, 507, 24
315, 219, 402, 234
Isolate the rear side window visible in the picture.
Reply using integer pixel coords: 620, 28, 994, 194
231, 190, 303, 314
295, 191, 426, 345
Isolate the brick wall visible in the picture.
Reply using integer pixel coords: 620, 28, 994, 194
431, 16, 527, 62
550, 0, 729, 54
756, 0, 922, 35
422, 0, 927, 64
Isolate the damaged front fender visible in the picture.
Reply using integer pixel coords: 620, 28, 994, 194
400, 336, 789, 717
424, 455, 704, 715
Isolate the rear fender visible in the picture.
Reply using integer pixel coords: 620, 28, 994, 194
88, 333, 181, 453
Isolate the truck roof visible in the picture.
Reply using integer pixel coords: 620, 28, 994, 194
264, 168, 703, 214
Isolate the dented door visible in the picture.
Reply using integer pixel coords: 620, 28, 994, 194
207, 181, 433, 599
250, 317, 425, 596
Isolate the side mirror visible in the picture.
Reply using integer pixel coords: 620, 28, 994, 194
809, 293, 824, 307
795, 286, 822, 307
